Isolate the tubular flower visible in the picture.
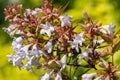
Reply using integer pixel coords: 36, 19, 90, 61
7, 54, 23, 67
59, 14, 72, 27
79, 47, 89, 59
55, 71, 62, 80
82, 73, 96, 80
100, 23, 115, 35
68, 33, 85, 52
44, 41, 52, 53
40, 70, 54, 80
12, 37, 23, 52
40, 22, 54, 37
60, 55, 67, 71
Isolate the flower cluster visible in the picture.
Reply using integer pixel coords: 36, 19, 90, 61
3, 0, 120, 80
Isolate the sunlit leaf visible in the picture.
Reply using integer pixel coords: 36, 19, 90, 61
112, 41, 120, 53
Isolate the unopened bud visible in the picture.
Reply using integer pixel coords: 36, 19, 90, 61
83, 11, 89, 19
15, 37, 23, 43
12, 8, 16, 13
68, 53, 73, 57
98, 62, 106, 68
86, 23, 90, 27
18, 4, 22, 10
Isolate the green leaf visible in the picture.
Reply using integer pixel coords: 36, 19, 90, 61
97, 32, 113, 44
101, 35, 112, 44
100, 57, 108, 68
112, 41, 120, 53
95, 69, 105, 73
73, 48, 81, 59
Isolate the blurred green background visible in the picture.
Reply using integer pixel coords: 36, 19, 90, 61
0, 0, 120, 80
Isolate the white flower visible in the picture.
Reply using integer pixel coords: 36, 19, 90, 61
12, 37, 23, 52
55, 71, 62, 80
40, 22, 54, 37
72, 41, 79, 52
41, 70, 54, 80
29, 45, 43, 56
82, 73, 96, 80
74, 76, 77, 80
29, 44, 42, 56
31, 57, 41, 68
68, 41, 79, 52
7, 54, 14, 63
19, 43, 32, 55
24, 9, 31, 17
74, 33, 85, 46
7, 54, 23, 67
17, 44, 32, 60
104, 76, 110, 80
3, 24, 21, 35
19, 52, 40, 71
31, 11, 38, 15
100, 23, 115, 35
22, 60, 33, 72
93, 39, 104, 45
2, 27, 12, 34
98, 62, 106, 68
59, 14, 72, 27
79, 47, 88, 59
44, 41, 52, 53
68, 33, 85, 52
35, 8, 42, 12
12, 55, 23, 66
31, 8, 42, 16
60, 55, 67, 71
24, 8, 42, 16
94, 75, 103, 80
15, 37, 23, 43
15, 30, 22, 34
93, 39, 104, 48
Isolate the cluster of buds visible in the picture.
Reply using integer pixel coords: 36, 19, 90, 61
3, 0, 120, 80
